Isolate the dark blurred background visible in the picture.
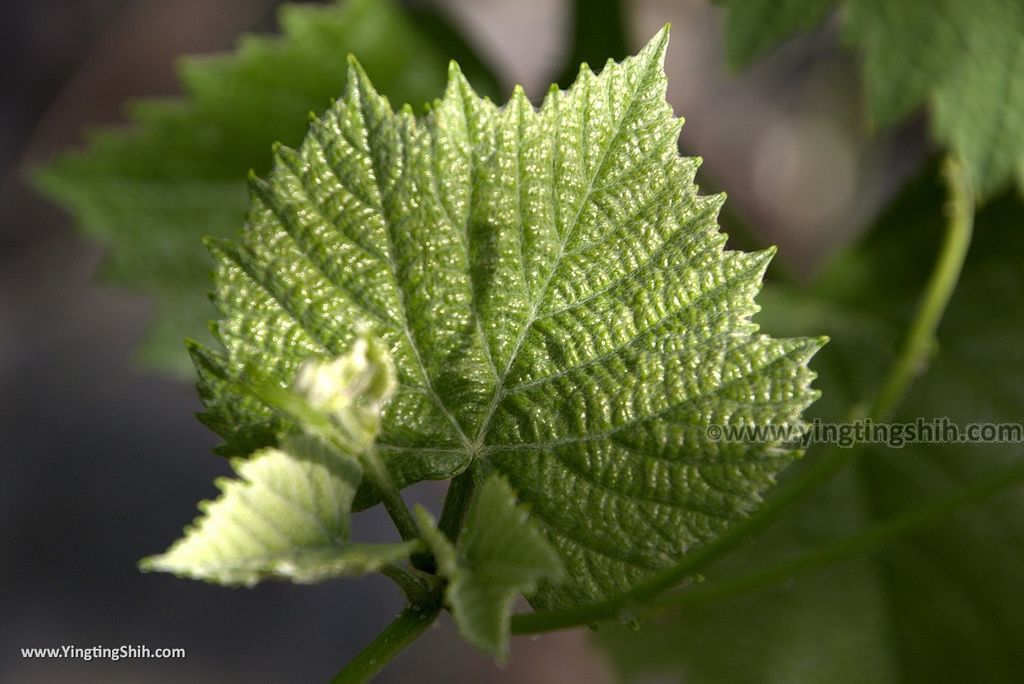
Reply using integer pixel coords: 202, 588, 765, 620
0, 1, 929, 681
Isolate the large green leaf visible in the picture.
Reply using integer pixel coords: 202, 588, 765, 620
416, 475, 563, 659
595, 169, 1024, 682
715, 0, 1024, 197
193, 29, 822, 611
34, 0, 496, 374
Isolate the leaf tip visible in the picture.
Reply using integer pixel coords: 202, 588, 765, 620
246, 170, 273, 201
137, 555, 159, 573
645, 24, 672, 63
344, 53, 378, 99
445, 59, 480, 101
200, 234, 234, 259
758, 244, 779, 266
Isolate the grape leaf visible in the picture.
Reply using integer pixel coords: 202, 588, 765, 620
142, 333, 419, 586
416, 475, 563, 659
192, 28, 822, 611
140, 435, 418, 586
715, 0, 1024, 198
32, 0, 495, 374
595, 169, 1024, 682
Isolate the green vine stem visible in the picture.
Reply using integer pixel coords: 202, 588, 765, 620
437, 470, 475, 541
511, 156, 976, 634
868, 157, 974, 419
379, 564, 443, 606
331, 604, 442, 684
359, 448, 421, 543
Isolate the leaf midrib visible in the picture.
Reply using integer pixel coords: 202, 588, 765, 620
463, 56, 660, 457
354, 84, 473, 449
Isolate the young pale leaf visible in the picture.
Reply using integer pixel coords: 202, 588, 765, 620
290, 333, 397, 452
141, 434, 417, 586
416, 476, 563, 660
33, 0, 474, 374
196, 28, 822, 610
144, 337, 414, 586
715, 0, 1024, 197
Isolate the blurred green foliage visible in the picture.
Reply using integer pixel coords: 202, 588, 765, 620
717, 0, 1024, 197
35, 0, 497, 374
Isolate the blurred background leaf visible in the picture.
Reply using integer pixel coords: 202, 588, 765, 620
716, 0, 1024, 198
555, 0, 629, 88
32, 0, 498, 375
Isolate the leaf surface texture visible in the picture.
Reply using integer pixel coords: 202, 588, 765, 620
194, 29, 822, 609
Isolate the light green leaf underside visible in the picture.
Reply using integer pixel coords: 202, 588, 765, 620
197, 29, 822, 610
141, 434, 417, 586
418, 476, 563, 659
32, 0, 463, 374
716, 0, 1024, 198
